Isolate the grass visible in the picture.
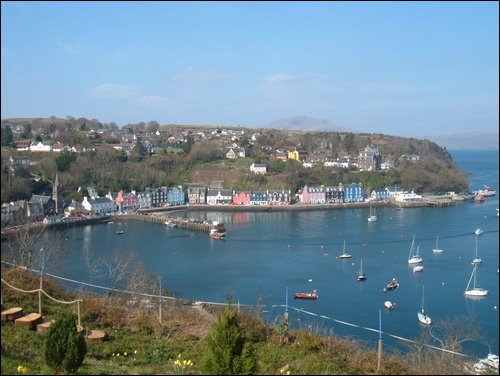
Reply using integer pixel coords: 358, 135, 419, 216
1, 268, 477, 375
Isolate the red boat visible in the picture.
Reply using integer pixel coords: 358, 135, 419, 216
384, 278, 399, 292
294, 289, 318, 299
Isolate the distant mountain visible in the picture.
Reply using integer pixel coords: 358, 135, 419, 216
264, 115, 355, 132
425, 132, 499, 150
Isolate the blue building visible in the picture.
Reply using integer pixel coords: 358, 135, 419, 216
167, 186, 186, 206
371, 189, 390, 200
344, 183, 365, 202
250, 191, 268, 205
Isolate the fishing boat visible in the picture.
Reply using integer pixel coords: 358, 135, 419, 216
357, 259, 367, 281
464, 263, 488, 297
384, 278, 399, 292
209, 228, 226, 240
417, 285, 431, 325
474, 193, 485, 202
474, 185, 497, 197
408, 235, 423, 264
367, 202, 377, 222
338, 241, 352, 259
471, 236, 482, 264
432, 235, 444, 253
294, 289, 318, 299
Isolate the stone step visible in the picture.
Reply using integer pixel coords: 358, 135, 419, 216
15, 313, 43, 330
1, 307, 24, 322
85, 329, 106, 342
36, 319, 55, 334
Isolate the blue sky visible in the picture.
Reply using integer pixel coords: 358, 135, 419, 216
1, 1, 498, 136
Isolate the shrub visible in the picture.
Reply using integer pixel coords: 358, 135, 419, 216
45, 313, 87, 374
202, 307, 256, 375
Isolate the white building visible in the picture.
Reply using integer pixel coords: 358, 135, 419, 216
82, 196, 115, 214
395, 191, 422, 202
30, 141, 52, 152
250, 163, 267, 174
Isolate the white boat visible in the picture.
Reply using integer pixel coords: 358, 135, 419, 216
357, 259, 367, 281
417, 285, 431, 325
413, 265, 424, 272
474, 228, 484, 236
367, 202, 377, 222
338, 241, 352, 259
471, 236, 482, 264
408, 235, 423, 264
474, 185, 496, 197
384, 301, 395, 310
474, 353, 499, 374
432, 235, 444, 253
464, 263, 488, 297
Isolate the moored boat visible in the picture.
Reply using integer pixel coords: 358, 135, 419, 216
384, 301, 395, 309
413, 265, 424, 272
384, 278, 399, 291
294, 289, 318, 299
209, 228, 226, 240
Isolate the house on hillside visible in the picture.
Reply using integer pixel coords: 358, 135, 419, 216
250, 163, 267, 174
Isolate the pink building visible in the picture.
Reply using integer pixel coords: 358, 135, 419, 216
301, 186, 326, 204
232, 191, 251, 205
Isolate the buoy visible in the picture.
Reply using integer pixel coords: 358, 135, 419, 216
308, 279, 313, 282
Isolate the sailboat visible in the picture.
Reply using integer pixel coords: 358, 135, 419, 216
417, 285, 431, 325
357, 259, 367, 281
432, 235, 444, 253
408, 235, 423, 264
338, 241, 352, 259
464, 263, 488, 297
367, 202, 377, 222
471, 236, 482, 264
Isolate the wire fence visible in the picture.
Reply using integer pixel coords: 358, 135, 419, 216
1, 260, 480, 361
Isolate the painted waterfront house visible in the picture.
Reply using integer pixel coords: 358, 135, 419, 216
268, 190, 291, 205
136, 191, 152, 209
371, 189, 390, 200
206, 189, 233, 205
395, 191, 422, 202
187, 186, 207, 205
122, 192, 139, 211
82, 196, 115, 214
325, 186, 344, 203
250, 191, 268, 205
167, 186, 186, 206
145, 187, 168, 207
385, 186, 406, 199
64, 200, 85, 216
344, 183, 365, 202
301, 186, 326, 204
233, 191, 252, 205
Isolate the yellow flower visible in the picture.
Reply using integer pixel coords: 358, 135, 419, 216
124, 352, 127, 356
134, 350, 137, 354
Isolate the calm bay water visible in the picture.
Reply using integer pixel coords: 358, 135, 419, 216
52, 150, 498, 356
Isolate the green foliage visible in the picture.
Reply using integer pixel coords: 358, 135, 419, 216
202, 307, 256, 375
55, 152, 77, 172
45, 313, 87, 374
1, 125, 14, 146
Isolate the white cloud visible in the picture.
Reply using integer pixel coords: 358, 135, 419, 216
172, 67, 232, 83
88, 84, 135, 100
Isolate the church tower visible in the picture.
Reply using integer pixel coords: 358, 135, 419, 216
52, 174, 62, 214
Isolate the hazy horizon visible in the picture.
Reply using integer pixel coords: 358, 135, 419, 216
2, 2, 498, 137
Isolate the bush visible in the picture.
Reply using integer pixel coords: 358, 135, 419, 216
202, 307, 256, 375
45, 313, 87, 374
